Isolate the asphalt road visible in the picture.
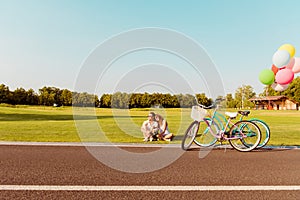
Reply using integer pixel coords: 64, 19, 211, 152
0, 144, 299, 199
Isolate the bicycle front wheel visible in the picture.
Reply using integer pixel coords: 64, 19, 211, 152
181, 121, 199, 150
193, 118, 218, 147
229, 120, 261, 152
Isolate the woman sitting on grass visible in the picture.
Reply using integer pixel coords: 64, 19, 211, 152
155, 114, 173, 141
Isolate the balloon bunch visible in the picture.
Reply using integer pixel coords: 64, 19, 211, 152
259, 44, 300, 91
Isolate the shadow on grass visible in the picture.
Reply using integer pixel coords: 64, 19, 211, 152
171, 135, 184, 141
0, 113, 145, 121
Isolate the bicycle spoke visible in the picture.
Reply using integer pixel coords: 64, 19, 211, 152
229, 121, 261, 152
181, 121, 199, 150
193, 118, 218, 147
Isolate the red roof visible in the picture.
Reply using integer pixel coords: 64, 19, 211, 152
249, 95, 286, 101
249, 96, 298, 103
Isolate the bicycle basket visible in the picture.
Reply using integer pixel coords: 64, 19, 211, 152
191, 106, 207, 121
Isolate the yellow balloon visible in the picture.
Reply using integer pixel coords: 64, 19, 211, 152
278, 44, 296, 58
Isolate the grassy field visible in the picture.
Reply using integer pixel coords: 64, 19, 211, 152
0, 104, 299, 146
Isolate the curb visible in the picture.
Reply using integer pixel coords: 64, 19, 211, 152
0, 141, 180, 148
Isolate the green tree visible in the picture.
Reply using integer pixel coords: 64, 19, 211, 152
26, 88, 38, 105
60, 89, 72, 106
261, 85, 280, 97
196, 93, 212, 107
162, 93, 175, 108
94, 95, 100, 107
100, 94, 112, 108
175, 94, 184, 107
235, 85, 256, 109
12, 87, 27, 105
225, 93, 237, 108
111, 92, 130, 109
0, 84, 11, 104
184, 94, 196, 107
39, 87, 54, 106
72, 92, 97, 107
286, 77, 300, 102
140, 93, 151, 108
38, 86, 63, 106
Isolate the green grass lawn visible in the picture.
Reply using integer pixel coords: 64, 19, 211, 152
0, 104, 299, 146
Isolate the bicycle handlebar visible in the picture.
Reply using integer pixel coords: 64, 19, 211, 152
197, 104, 215, 109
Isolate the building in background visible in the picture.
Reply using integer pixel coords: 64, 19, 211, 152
249, 96, 299, 110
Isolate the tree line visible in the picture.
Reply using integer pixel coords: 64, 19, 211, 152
101, 92, 212, 108
0, 84, 212, 108
1, 77, 299, 108
0, 84, 99, 107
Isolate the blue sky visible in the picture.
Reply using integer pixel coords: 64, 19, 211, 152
1, 0, 300, 97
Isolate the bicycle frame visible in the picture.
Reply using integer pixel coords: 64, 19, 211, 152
204, 115, 251, 141
206, 109, 269, 147
209, 110, 245, 130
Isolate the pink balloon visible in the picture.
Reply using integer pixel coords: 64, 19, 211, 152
275, 68, 294, 85
292, 57, 300, 73
286, 57, 295, 69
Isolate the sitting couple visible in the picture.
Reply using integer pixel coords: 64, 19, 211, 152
141, 112, 173, 142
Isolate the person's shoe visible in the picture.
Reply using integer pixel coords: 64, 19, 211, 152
149, 137, 153, 142
143, 138, 148, 142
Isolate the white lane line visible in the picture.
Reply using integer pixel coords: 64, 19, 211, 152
1, 185, 300, 191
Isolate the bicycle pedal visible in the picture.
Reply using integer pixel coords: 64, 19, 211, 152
224, 132, 230, 138
218, 138, 225, 143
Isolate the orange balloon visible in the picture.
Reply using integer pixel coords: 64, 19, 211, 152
271, 64, 279, 75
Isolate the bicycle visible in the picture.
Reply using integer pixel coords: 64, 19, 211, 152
181, 102, 262, 152
202, 110, 270, 149
237, 112, 270, 148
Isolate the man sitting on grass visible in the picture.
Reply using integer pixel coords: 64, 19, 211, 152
141, 112, 159, 142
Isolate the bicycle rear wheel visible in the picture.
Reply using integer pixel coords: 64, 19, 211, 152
229, 120, 261, 152
250, 119, 270, 148
181, 121, 199, 150
193, 118, 218, 147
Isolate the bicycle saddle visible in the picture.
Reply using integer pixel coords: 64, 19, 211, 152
225, 112, 238, 119
238, 110, 250, 116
